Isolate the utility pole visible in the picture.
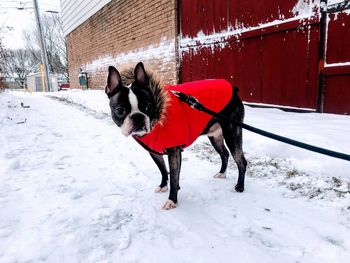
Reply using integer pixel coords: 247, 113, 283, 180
32, 0, 51, 92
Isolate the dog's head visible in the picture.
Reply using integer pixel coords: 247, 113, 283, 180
105, 62, 157, 137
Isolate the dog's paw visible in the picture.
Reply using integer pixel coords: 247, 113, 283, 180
154, 186, 168, 193
162, 200, 177, 210
234, 185, 244, 192
213, 172, 226, 179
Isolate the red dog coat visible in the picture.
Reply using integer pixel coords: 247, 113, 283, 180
134, 79, 233, 154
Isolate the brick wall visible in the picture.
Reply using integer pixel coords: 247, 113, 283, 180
66, 0, 178, 89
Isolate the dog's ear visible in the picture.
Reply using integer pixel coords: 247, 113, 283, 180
134, 62, 148, 86
106, 66, 122, 95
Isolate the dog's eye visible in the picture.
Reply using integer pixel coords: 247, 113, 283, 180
114, 107, 126, 116
145, 103, 153, 113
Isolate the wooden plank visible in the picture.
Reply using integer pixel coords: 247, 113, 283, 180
328, 1, 350, 13
228, 0, 300, 29
326, 11, 350, 64
238, 16, 319, 40
306, 25, 320, 109
180, 0, 191, 37
180, 49, 192, 83
323, 6, 350, 114
260, 28, 315, 108
324, 75, 350, 114
191, 0, 203, 37
180, 15, 320, 49
213, 0, 228, 33
325, 65, 350, 75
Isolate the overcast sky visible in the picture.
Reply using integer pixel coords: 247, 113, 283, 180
0, 0, 61, 49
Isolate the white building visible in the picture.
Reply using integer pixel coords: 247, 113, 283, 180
26, 73, 59, 92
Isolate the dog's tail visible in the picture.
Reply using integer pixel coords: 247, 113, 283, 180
232, 85, 244, 120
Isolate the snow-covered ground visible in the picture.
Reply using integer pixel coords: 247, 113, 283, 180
1, 89, 350, 263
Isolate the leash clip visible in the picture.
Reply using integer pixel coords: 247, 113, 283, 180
170, 90, 203, 110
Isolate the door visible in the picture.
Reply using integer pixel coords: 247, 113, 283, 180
323, 1, 350, 114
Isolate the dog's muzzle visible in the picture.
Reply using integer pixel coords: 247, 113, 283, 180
121, 112, 150, 137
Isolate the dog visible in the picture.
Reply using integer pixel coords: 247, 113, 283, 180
105, 62, 247, 209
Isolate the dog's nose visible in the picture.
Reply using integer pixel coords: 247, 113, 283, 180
130, 112, 147, 132
130, 112, 145, 123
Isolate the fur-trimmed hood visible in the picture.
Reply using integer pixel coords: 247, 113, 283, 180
120, 68, 170, 127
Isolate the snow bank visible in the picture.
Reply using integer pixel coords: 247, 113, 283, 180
50, 89, 110, 115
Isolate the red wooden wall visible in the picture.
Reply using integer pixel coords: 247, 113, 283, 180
179, 0, 350, 114
324, 7, 350, 114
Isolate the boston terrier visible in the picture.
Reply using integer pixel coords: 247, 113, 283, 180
105, 62, 247, 209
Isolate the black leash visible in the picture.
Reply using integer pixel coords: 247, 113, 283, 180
171, 90, 350, 162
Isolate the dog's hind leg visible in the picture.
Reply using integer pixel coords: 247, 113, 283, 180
208, 133, 229, 179
149, 152, 168, 193
206, 122, 229, 179
221, 123, 247, 192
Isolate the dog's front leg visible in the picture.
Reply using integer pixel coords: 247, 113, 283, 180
149, 152, 169, 193
163, 147, 182, 210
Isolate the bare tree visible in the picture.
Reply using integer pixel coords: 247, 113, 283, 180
0, 24, 10, 89
23, 12, 68, 81
0, 38, 6, 72
0, 49, 37, 88
0, 38, 5, 89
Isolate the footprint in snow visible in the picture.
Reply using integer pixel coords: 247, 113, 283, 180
9, 159, 21, 170
90, 208, 133, 231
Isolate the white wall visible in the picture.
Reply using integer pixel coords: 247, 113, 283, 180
60, 0, 111, 36
26, 74, 59, 92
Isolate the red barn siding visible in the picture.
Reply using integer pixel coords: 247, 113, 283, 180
326, 11, 350, 63
324, 75, 350, 114
179, 0, 350, 114
324, 5, 350, 114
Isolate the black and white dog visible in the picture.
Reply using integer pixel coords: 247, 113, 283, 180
105, 62, 247, 209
